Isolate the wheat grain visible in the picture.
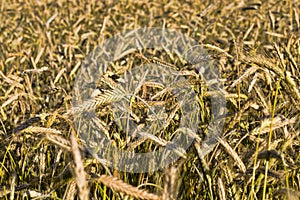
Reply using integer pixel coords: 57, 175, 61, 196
64, 180, 77, 200
217, 177, 226, 200
21, 126, 63, 135
217, 136, 246, 173
93, 175, 161, 200
44, 133, 71, 151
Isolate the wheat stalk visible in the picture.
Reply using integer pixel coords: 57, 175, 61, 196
70, 132, 89, 200
162, 166, 181, 200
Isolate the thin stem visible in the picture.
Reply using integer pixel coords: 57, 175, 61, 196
262, 78, 281, 200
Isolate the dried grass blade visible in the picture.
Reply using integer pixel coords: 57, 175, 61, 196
230, 65, 259, 88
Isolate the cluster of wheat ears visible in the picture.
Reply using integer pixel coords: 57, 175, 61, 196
1, 0, 300, 199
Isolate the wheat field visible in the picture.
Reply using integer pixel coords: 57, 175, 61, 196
0, 0, 300, 199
